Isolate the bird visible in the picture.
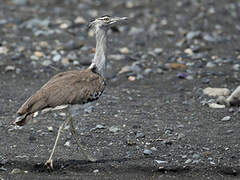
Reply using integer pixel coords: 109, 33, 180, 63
14, 15, 128, 170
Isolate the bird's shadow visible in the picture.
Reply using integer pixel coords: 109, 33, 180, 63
34, 156, 156, 173
6, 156, 166, 174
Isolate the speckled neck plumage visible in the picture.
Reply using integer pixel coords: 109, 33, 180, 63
92, 27, 108, 77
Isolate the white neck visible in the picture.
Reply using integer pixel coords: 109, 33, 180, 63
91, 27, 107, 77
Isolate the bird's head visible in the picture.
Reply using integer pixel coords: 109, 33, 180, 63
89, 15, 128, 31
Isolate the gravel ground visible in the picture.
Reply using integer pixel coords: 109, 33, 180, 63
0, 0, 240, 179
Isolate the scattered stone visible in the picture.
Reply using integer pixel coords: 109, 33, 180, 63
109, 126, 120, 133
208, 103, 225, 109
143, 68, 152, 75
61, 58, 70, 66
34, 51, 44, 58
206, 62, 216, 68
128, 27, 144, 35
143, 149, 152, 155
186, 31, 201, 40
186, 75, 194, 80
93, 169, 99, 173
53, 54, 61, 62
0, 167, 7, 171
95, 124, 105, 129
177, 133, 185, 140
11, 168, 21, 174
42, 60, 52, 66
5, 65, 15, 72
203, 33, 217, 42
109, 54, 125, 61
47, 126, 53, 132
151, 147, 157, 151
119, 47, 129, 54
226, 129, 234, 134
126, 138, 136, 146
221, 116, 231, 121
136, 131, 145, 138
22, 18, 50, 29
164, 30, 175, 36
60, 23, 69, 29
177, 72, 187, 79
128, 76, 136, 81
203, 87, 230, 97
185, 159, 192, 164
192, 153, 200, 159
118, 65, 131, 74
64, 141, 70, 147
201, 78, 210, 84
153, 48, 163, 55
11, 0, 27, 5
154, 160, 168, 164
74, 16, 86, 24
192, 159, 201, 164
84, 104, 94, 113
184, 48, 193, 55
166, 63, 185, 70
0, 47, 8, 54
232, 64, 240, 71
64, 40, 84, 50
39, 41, 49, 48
210, 161, 215, 165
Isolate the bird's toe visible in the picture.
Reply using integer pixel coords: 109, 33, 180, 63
44, 159, 53, 170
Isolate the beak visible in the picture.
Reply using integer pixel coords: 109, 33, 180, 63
111, 17, 128, 24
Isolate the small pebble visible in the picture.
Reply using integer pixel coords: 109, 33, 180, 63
47, 126, 53, 132
185, 159, 192, 164
0, 47, 8, 54
95, 124, 105, 129
0, 167, 7, 171
11, 168, 21, 174
53, 54, 61, 62
136, 132, 145, 138
208, 103, 225, 109
177, 72, 187, 79
74, 16, 86, 24
5, 65, 15, 72
143, 149, 152, 155
109, 126, 120, 133
201, 78, 210, 84
151, 147, 157, 151
64, 141, 70, 147
34, 51, 44, 58
154, 160, 167, 164
42, 60, 52, 66
119, 47, 129, 54
93, 169, 99, 173
128, 76, 136, 81
153, 48, 163, 55
203, 87, 230, 97
221, 116, 231, 121
206, 62, 216, 68
184, 48, 193, 55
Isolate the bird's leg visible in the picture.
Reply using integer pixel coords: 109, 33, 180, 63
45, 117, 71, 170
69, 117, 97, 162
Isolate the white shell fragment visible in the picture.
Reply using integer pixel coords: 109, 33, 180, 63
203, 87, 230, 97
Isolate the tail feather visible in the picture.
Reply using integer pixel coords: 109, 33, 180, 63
14, 113, 33, 126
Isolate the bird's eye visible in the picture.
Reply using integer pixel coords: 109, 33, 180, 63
103, 17, 109, 22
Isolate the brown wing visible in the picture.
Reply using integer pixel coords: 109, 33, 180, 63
15, 69, 105, 125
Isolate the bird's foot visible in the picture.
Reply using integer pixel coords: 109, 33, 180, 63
44, 159, 53, 170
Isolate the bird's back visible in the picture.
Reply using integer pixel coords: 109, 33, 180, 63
15, 69, 105, 125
